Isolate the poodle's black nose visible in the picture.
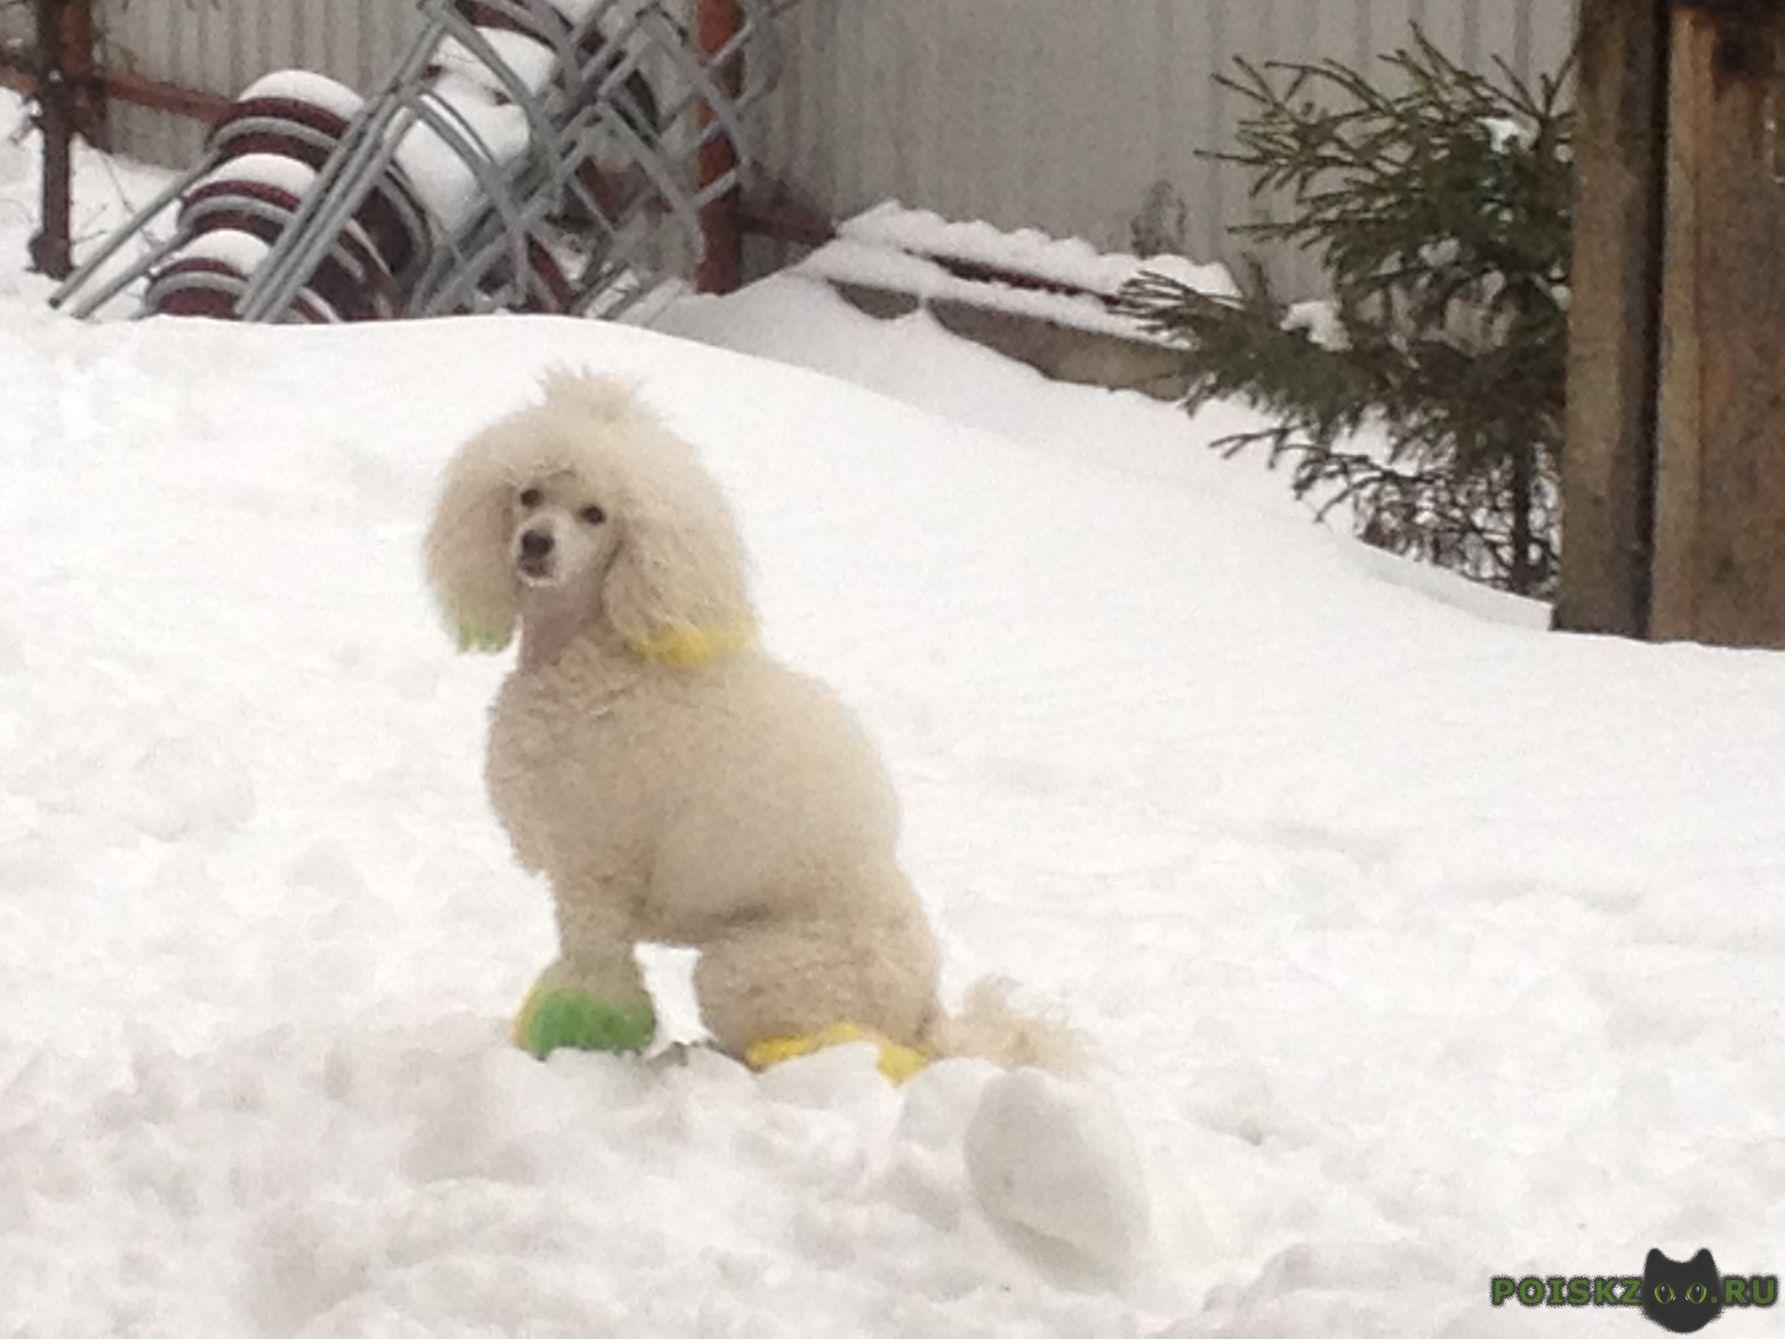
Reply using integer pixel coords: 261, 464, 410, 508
519, 529, 554, 559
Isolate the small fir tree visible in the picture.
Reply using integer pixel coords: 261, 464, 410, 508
1118, 30, 1574, 598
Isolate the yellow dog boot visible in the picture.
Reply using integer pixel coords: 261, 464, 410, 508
744, 1022, 931, 1085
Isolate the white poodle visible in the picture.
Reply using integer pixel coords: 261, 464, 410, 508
426, 373, 1075, 1078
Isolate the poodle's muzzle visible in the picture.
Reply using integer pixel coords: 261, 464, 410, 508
516, 525, 557, 584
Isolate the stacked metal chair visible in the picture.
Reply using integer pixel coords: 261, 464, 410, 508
52, 0, 793, 322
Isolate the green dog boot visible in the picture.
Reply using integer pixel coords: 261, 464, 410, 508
513, 985, 656, 1059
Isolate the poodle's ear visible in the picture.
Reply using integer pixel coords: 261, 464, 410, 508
425, 428, 520, 654
603, 439, 756, 669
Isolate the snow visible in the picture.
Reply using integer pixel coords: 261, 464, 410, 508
797, 238, 1188, 347
550, 0, 614, 21
1283, 299, 1347, 350
965, 1068, 1153, 1280
435, 29, 561, 99
4, 92, 1785, 1336
841, 201, 1238, 300
170, 226, 272, 275
0, 95, 178, 314
196, 152, 320, 201
236, 70, 366, 122
1480, 116, 1536, 153
393, 72, 533, 229
800, 204, 1241, 347
186, 156, 384, 289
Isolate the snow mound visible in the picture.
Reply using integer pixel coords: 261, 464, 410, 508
1, 194, 1782, 1330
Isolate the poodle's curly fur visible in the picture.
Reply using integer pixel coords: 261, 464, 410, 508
427, 373, 1078, 1070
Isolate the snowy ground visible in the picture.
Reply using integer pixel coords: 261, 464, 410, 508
4, 94, 1785, 1335
0, 97, 173, 314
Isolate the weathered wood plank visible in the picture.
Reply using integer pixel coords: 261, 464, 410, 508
1652, 2, 1785, 646
1554, 0, 1670, 637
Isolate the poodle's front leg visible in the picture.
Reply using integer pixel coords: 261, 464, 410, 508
512, 883, 656, 1058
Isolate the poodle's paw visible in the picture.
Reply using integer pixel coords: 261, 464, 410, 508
744, 1023, 931, 1085
512, 985, 656, 1058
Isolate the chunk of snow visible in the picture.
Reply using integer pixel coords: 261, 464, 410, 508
895, 1057, 1000, 1153
1481, 116, 1535, 152
965, 1068, 1153, 1277
1283, 299, 1346, 349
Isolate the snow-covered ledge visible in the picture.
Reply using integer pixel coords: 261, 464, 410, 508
793, 203, 1237, 401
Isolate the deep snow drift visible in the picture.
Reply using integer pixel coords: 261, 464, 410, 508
3, 93, 1784, 1338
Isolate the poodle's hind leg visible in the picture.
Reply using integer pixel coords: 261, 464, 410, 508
694, 913, 939, 1078
513, 884, 656, 1058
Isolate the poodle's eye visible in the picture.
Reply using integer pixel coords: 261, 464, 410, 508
579, 505, 606, 525
518, 487, 543, 509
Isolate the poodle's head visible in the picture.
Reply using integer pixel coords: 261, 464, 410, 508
425, 372, 754, 667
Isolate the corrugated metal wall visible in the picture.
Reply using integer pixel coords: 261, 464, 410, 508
75, 1, 1578, 295
754, 0, 1579, 293
94, 0, 427, 167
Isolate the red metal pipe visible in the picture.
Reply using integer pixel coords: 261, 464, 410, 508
735, 199, 835, 249
0, 54, 230, 127
102, 66, 229, 125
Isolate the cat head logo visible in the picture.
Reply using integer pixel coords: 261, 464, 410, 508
1643, 1248, 1723, 1334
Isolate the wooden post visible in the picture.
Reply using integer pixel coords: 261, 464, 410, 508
60, 0, 105, 150
1554, 0, 1672, 638
1560, 0, 1785, 648
694, 0, 744, 294
1650, 2, 1785, 645
27, 0, 74, 281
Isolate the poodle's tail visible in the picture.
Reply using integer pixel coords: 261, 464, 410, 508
922, 978, 1089, 1077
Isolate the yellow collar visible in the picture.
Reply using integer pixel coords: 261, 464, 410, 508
628, 621, 755, 669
